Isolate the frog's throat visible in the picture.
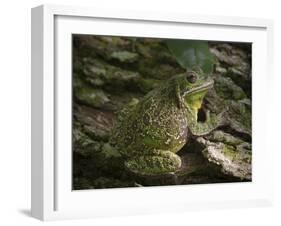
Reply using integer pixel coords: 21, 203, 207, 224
182, 80, 213, 121
184, 99, 202, 122
183, 89, 210, 121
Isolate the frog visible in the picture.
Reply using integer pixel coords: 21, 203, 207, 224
110, 68, 223, 176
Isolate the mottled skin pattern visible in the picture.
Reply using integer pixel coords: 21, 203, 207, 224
110, 69, 222, 175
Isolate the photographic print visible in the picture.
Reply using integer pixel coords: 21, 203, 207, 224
72, 35, 252, 190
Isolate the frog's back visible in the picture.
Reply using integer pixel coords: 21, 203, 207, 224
111, 86, 189, 156
134, 90, 188, 152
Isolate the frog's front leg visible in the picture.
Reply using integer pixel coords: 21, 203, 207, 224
125, 150, 181, 176
189, 110, 224, 136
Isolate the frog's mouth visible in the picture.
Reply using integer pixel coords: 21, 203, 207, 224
182, 79, 214, 97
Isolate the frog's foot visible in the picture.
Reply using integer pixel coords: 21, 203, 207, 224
125, 151, 182, 176
189, 109, 228, 136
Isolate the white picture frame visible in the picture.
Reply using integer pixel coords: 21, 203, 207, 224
31, 4, 274, 221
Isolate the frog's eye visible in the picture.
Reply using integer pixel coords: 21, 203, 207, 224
186, 71, 198, 83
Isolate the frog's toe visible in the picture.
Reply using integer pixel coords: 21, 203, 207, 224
125, 151, 181, 176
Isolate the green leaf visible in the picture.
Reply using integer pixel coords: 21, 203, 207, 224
165, 39, 215, 73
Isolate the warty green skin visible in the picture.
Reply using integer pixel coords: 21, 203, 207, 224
110, 70, 221, 176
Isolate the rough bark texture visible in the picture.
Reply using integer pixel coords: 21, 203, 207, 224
72, 35, 252, 189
